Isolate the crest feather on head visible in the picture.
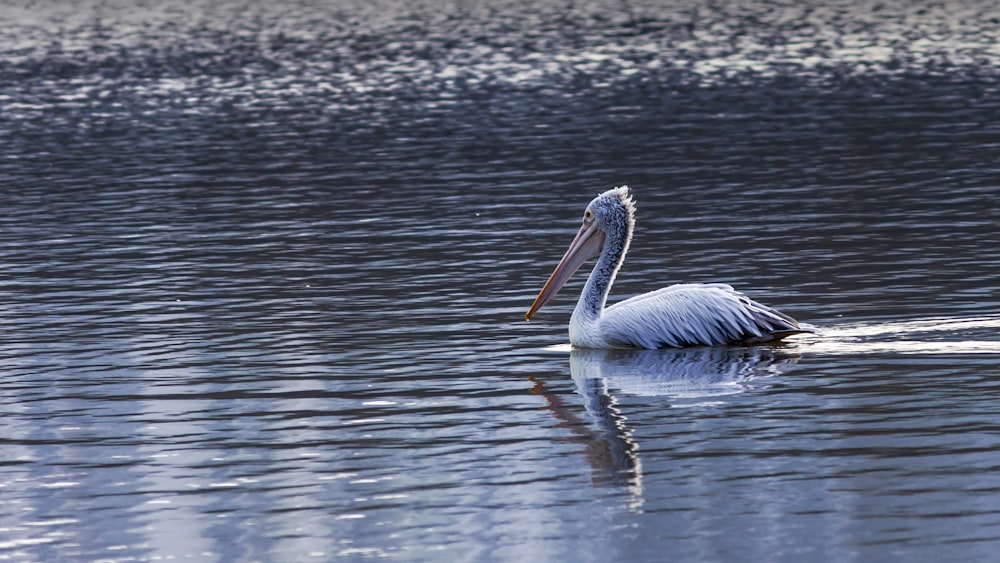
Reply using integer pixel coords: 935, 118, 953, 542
587, 185, 635, 252
611, 185, 635, 223
596, 185, 635, 231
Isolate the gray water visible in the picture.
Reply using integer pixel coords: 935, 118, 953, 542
2, 0, 1000, 561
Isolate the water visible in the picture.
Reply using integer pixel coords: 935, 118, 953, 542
2, 0, 1000, 560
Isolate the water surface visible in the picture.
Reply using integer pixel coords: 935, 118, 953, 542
2, 0, 1000, 561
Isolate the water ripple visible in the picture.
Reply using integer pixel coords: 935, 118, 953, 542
2, 0, 1000, 561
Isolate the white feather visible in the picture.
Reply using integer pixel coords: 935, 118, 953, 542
599, 284, 800, 348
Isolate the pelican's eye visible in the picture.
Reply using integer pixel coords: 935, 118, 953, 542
584, 209, 594, 222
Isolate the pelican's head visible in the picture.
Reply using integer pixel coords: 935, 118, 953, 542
525, 186, 635, 321
587, 185, 636, 240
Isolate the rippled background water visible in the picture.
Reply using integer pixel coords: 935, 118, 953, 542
2, 0, 1000, 561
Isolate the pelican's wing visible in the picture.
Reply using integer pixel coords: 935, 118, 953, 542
600, 283, 810, 349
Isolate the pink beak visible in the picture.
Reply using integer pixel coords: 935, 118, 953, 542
525, 220, 605, 321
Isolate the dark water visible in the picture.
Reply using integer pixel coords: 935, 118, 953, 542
2, 0, 1000, 560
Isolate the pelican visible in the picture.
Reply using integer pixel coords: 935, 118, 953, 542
525, 186, 815, 348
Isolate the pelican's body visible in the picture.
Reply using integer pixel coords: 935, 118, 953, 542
525, 186, 814, 349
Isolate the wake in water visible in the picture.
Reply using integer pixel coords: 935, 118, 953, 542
792, 314, 1000, 355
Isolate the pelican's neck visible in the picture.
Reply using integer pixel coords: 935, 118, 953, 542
573, 218, 631, 322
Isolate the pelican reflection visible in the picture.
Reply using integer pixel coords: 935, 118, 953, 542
533, 346, 801, 509
570, 346, 799, 401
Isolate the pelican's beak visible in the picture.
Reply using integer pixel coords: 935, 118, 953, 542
525, 220, 605, 321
